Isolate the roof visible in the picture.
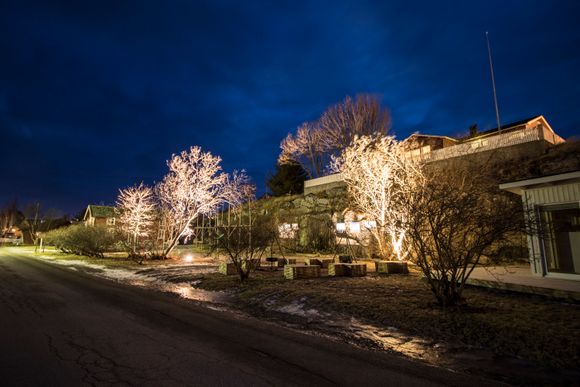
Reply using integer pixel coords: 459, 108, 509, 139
499, 170, 580, 195
84, 205, 116, 219
404, 133, 458, 142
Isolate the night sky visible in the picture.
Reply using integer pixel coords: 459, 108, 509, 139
1, 0, 579, 215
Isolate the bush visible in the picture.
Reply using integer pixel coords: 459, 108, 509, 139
44, 224, 119, 258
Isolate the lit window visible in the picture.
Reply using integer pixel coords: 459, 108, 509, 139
106, 218, 116, 226
348, 222, 361, 234
336, 223, 346, 233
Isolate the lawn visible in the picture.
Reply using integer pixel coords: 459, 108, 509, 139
11, 245, 214, 269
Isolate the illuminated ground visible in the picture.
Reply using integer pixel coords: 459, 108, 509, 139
0, 248, 483, 386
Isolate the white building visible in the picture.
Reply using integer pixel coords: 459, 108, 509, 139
500, 171, 580, 280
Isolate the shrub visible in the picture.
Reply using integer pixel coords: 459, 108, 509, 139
44, 224, 119, 258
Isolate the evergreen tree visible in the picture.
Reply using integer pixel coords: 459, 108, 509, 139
266, 164, 307, 196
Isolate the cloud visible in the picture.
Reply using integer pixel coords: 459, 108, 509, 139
1, 0, 579, 212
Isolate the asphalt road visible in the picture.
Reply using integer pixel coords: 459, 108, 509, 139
0, 249, 497, 386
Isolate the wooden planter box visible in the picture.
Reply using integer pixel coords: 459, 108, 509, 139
284, 265, 321, 280
305, 258, 334, 268
376, 260, 409, 274
338, 255, 353, 263
272, 258, 297, 267
328, 263, 347, 277
345, 263, 367, 277
329, 263, 367, 277
304, 258, 321, 267
219, 262, 237, 275
219, 259, 261, 275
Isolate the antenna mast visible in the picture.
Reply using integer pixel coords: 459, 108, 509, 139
486, 31, 501, 132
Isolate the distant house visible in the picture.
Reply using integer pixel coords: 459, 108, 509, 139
304, 115, 566, 194
83, 205, 117, 227
0, 226, 23, 245
500, 170, 580, 280
403, 115, 565, 163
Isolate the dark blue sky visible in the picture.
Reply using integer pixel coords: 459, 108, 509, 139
1, 0, 579, 214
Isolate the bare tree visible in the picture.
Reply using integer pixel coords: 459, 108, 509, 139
117, 183, 156, 256
278, 121, 330, 178
155, 146, 247, 258
404, 166, 528, 307
320, 94, 391, 151
214, 188, 276, 281
333, 135, 424, 260
0, 200, 21, 233
20, 203, 63, 245
278, 94, 391, 179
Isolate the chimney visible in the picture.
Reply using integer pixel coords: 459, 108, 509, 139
469, 124, 478, 137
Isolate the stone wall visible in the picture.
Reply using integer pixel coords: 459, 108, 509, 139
255, 187, 348, 251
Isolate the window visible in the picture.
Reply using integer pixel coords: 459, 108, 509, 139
348, 222, 361, 234
539, 204, 580, 275
106, 217, 116, 226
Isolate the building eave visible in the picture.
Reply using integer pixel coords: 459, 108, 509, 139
499, 170, 580, 195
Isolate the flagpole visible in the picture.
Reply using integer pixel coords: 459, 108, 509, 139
486, 31, 502, 133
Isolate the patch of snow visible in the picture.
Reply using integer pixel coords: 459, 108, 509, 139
275, 301, 326, 318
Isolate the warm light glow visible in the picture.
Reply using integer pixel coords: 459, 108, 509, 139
348, 222, 360, 234
278, 223, 299, 238
363, 220, 376, 229
184, 254, 193, 263
333, 135, 424, 260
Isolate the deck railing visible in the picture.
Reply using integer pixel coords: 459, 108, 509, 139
410, 124, 565, 163
304, 125, 566, 190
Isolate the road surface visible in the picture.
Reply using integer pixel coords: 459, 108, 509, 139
0, 249, 496, 386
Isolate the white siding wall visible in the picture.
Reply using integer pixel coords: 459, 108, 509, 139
524, 182, 580, 276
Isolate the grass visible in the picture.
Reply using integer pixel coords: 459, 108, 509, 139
9, 245, 175, 269
193, 268, 580, 370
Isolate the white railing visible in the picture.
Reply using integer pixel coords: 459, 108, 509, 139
412, 125, 563, 163
303, 125, 566, 190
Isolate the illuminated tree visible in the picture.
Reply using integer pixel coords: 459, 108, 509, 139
117, 183, 156, 254
278, 121, 330, 178
156, 146, 247, 257
278, 94, 390, 178
333, 135, 423, 261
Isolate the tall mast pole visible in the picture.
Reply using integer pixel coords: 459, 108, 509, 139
486, 31, 502, 133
